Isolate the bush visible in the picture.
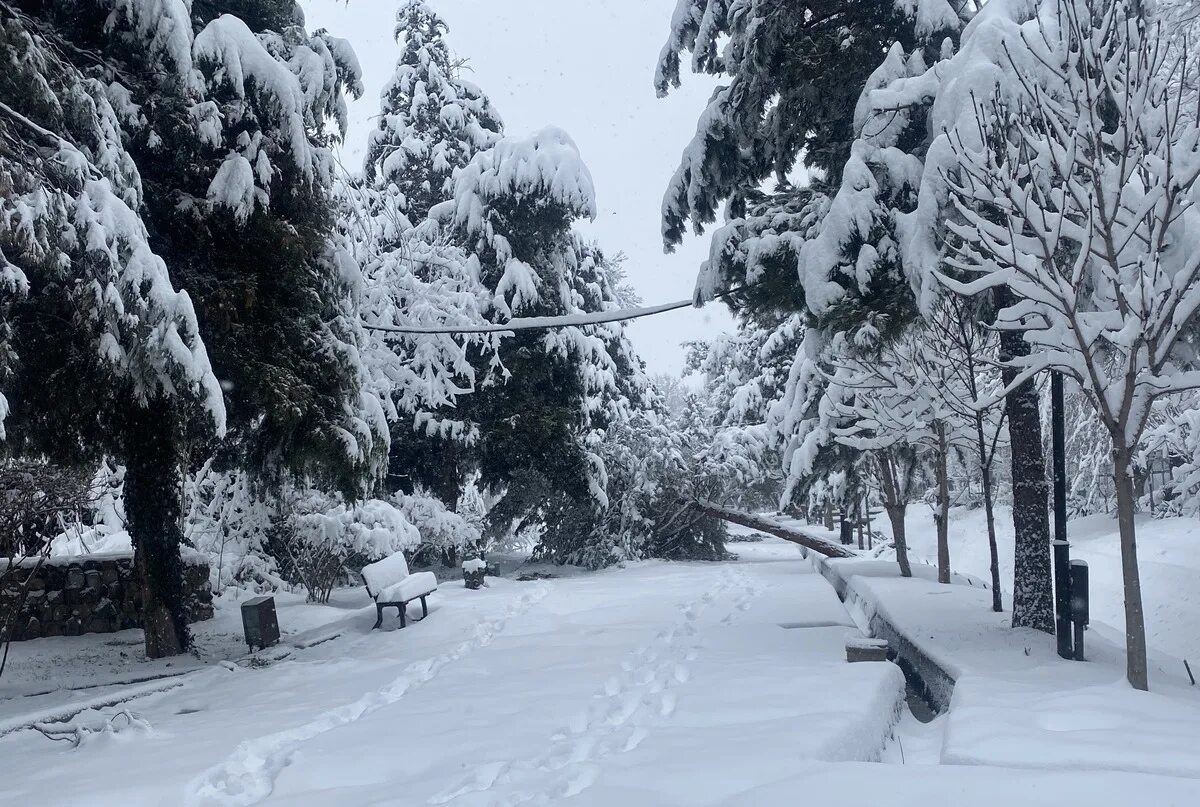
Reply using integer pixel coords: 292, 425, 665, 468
268, 488, 420, 603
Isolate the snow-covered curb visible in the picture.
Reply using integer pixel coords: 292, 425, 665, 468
803, 551, 958, 710
815, 664, 907, 763
803, 548, 1200, 779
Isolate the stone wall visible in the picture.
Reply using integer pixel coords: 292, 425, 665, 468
1, 552, 213, 641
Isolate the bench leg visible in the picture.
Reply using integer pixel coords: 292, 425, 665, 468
372, 603, 383, 631
420, 596, 428, 619
398, 603, 407, 629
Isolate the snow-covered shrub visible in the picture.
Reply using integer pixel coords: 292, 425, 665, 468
390, 490, 482, 566
0, 462, 97, 559
269, 487, 419, 603
184, 465, 278, 594
1140, 394, 1200, 516
47, 460, 128, 557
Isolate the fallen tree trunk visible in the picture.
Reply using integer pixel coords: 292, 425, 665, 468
693, 501, 857, 559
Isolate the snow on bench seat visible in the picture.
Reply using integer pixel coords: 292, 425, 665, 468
377, 572, 437, 604
361, 553, 438, 630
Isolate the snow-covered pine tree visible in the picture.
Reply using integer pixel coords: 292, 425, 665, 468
656, 0, 963, 250
537, 381, 737, 570
354, 1, 507, 517
355, 217, 496, 513
433, 127, 642, 543
129, 4, 385, 497
2, 1, 381, 656
364, 0, 502, 225
684, 313, 803, 509
0, 3, 229, 656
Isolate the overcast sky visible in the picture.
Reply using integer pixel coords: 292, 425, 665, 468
302, 0, 733, 376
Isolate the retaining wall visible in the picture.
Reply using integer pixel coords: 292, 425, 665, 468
801, 547, 959, 712
1, 552, 213, 641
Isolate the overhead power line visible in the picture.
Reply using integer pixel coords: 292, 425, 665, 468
364, 298, 694, 335
362, 283, 758, 336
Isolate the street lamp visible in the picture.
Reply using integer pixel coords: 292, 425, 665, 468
1051, 372, 1073, 659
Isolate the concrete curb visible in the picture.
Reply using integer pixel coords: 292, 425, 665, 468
802, 548, 958, 713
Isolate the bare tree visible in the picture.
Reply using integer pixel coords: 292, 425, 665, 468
871, 446, 923, 577
924, 295, 1010, 610
942, 0, 1200, 689
829, 328, 983, 585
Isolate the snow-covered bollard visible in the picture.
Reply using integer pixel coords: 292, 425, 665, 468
462, 557, 487, 590
845, 634, 889, 663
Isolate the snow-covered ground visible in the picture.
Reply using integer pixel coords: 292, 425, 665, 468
3, 536, 1198, 805
814, 553, 1200, 778
875, 504, 1200, 664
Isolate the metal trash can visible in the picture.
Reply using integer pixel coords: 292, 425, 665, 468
241, 595, 280, 652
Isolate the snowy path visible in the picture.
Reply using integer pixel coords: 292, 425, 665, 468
3, 539, 1197, 806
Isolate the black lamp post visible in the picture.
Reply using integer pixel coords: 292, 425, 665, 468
1051, 371, 1073, 659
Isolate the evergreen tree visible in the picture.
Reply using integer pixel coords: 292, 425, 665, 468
433, 127, 638, 539
659, 1, 1060, 633
0, 2, 227, 657
364, 0, 502, 224
357, 1, 504, 513
1, 1, 378, 655
656, 2, 969, 520
684, 313, 803, 509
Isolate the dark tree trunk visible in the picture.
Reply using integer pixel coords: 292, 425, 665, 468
975, 413, 1003, 612
1113, 447, 1149, 690
875, 451, 912, 577
124, 398, 189, 658
690, 501, 856, 558
855, 503, 864, 550
885, 505, 912, 577
934, 422, 951, 584
997, 300, 1054, 633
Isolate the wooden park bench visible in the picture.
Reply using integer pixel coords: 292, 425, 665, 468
362, 553, 438, 629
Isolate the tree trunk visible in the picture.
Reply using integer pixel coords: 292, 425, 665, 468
876, 451, 912, 577
975, 413, 1003, 612
855, 500, 864, 550
885, 505, 912, 578
690, 501, 857, 558
934, 422, 951, 584
998, 307, 1054, 632
124, 398, 189, 659
864, 495, 874, 550
839, 509, 853, 546
1112, 448, 1149, 691
823, 501, 834, 531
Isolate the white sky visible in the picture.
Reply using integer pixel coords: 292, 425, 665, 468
301, 0, 734, 376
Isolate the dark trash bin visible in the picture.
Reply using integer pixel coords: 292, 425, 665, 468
241, 595, 280, 652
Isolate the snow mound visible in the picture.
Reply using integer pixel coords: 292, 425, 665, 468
945, 676, 1200, 779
